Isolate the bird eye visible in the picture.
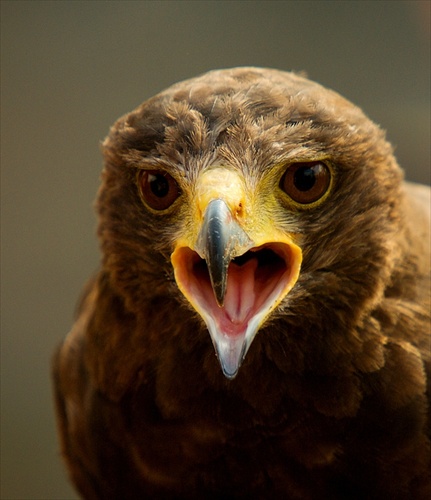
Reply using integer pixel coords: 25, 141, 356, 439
280, 161, 331, 205
138, 170, 181, 211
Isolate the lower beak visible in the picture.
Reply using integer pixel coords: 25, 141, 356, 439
172, 198, 302, 379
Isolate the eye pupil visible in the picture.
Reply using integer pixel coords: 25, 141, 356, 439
149, 173, 169, 198
138, 170, 181, 210
294, 167, 316, 192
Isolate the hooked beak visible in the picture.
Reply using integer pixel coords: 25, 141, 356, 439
171, 171, 302, 379
196, 198, 253, 307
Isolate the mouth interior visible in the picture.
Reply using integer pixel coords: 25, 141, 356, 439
176, 244, 292, 338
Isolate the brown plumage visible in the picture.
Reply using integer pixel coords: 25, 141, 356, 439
53, 67, 430, 499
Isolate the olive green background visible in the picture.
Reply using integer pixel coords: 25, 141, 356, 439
1, 1, 429, 498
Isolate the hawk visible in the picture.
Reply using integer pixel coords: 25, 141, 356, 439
53, 67, 430, 499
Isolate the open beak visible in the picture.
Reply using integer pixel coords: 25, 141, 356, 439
171, 170, 302, 379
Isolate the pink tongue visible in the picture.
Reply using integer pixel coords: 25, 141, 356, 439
223, 258, 258, 324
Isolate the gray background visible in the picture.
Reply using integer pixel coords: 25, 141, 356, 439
1, 1, 429, 499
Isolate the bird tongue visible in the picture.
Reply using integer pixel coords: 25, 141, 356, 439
208, 257, 259, 377
221, 258, 258, 330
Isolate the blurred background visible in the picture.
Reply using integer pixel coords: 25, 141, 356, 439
1, 1, 429, 498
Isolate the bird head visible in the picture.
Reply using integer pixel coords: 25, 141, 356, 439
98, 68, 403, 380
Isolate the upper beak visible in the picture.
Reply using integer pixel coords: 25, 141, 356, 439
171, 169, 302, 379
196, 198, 253, 307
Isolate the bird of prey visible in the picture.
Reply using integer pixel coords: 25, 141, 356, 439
53, 67, 430, 499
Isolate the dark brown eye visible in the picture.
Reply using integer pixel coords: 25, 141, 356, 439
138, 170, 181, 210
280, 161, 331, 204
